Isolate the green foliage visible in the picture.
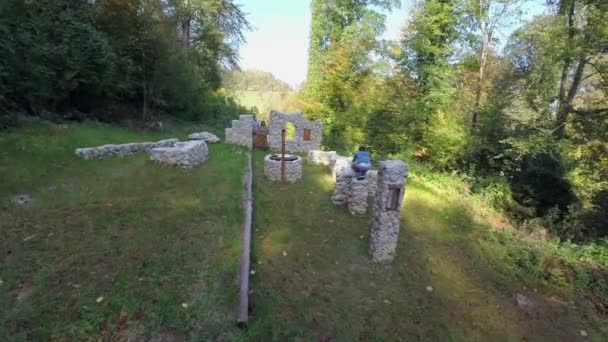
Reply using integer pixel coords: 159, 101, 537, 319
0, 0, 250, 126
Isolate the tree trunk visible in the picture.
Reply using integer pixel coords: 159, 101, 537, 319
554, 1, 581, 138
471, 43, 487, 129
555, 53, 586, 137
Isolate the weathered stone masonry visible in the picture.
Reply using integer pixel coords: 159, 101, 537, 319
268, 111, 322, 153
369, 160, 408, 263
225, 114, 254, 148
264, 155, 303, 183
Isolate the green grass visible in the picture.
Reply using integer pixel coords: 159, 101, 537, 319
0, 119, 247, 340
248, 150, 607, 341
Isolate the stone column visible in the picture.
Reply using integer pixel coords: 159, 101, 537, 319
369, 160, 408, 262
348, 177, 369, 215
331, 156, 353, 206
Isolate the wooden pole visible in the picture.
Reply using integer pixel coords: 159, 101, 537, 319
281, 129, 286, 183
237, 152, 253, 328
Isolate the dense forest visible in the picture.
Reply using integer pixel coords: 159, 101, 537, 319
299, 0, 607, 242
0, 0, 250, 127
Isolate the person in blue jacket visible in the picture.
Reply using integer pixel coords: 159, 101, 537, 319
352, 146, 372, 180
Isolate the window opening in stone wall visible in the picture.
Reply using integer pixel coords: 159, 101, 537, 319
386, 186, 402, 210
285, 122, 296, 140
303, 128, 311, 141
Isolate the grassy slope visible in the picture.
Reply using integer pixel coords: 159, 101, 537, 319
0, 120, 246, 340
248, 150, 607, 341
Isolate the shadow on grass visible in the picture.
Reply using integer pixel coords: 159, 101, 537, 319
248, 155, 594, 341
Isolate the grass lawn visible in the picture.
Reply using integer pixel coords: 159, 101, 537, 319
0, 120, 247, 341
248, 150, 607, 341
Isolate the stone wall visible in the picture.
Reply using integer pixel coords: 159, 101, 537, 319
225, 114, 253, 148
264, 155, 302, 183
369, 160, 408, 262
75, 138, 178, 159
150, 140, 208, 168
268, 110, 322, 153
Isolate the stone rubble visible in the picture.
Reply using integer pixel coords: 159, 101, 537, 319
149, 140, 208, 168
187, 131, 220, 143
369, 160, 408, 263
263, 154, 302, 183
225, 114, 253, 148
75, 138, 178, 159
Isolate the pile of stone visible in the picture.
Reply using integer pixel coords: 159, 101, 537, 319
263, 154, 303, 183
307, 150, 336, 169
225, 115, 254, 148
75, 138, 178, 159
187, 131, 220, 143
149, 140, 208, 168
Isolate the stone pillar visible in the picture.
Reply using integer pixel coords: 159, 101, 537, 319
348, 177, 369, 215
331, 156, 353, 206
369, 160, 408, 262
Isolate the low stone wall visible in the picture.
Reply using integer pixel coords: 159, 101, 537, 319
308, 150, 336, 169
225, 115, 253, 148
264, 154, 302, 183
149, 140, 208, 168
75, 138, 178, 159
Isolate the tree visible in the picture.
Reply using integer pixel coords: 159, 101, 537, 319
552, 0, 608, 137
462, 0, 522, 129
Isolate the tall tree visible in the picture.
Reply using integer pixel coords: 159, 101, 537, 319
552, 0, 608, 137
463, 0, 522, 129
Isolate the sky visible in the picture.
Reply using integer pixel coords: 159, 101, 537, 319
237, 0, 546, 88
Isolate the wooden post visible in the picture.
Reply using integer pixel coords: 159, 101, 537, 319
237, 152, 253, 328
281, 129, 286, 183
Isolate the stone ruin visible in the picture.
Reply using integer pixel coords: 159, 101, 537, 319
75, 138, 179, 159
264, 154, 303, 183
149, 140, 208, 168
328, 155, 378, 215
225, 114, 254, 148
268, 111, 322, 153
369, 160, 408, 262
75, 131, 219, 168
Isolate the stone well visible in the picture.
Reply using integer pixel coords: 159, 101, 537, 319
264, 154, 302, 183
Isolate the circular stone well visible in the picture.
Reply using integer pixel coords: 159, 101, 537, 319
264, 154, 302, 183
